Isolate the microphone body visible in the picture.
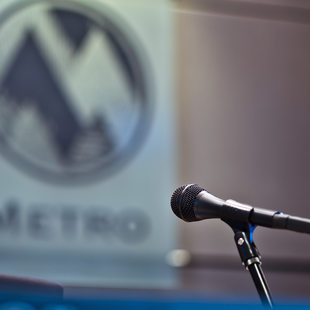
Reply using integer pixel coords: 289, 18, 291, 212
171, 184, 310, 234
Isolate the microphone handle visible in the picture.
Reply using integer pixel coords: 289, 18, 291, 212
251, 208, 310, 234
274, 214, 310, 234
222, 200, 310, 234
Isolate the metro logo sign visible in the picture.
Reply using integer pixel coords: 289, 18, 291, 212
0, 1, 151, 183
0, 0, 177, 288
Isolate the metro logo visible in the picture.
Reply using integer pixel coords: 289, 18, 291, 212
0, 200, 150, 244
0, 2, 151, 183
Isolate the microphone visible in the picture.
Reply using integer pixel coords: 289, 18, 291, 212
171, 184, 310, 234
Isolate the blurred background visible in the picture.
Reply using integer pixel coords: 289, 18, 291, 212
0, 0, 309, 307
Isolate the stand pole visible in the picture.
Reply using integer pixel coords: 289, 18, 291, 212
248, 263, 273, 307
231, 227, 274, 308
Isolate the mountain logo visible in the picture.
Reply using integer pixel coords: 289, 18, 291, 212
0, 1, 152, 183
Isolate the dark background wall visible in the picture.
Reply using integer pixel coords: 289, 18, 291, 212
175, 0, 310, 299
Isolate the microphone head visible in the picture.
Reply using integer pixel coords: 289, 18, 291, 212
170, 184, 205, 222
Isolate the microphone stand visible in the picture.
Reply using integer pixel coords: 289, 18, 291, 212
224, 220, 273, 308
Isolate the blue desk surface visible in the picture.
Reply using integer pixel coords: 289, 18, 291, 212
0, 295, 309, 310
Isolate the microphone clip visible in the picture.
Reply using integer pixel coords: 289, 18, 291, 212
222, 219, 261, 268
223, 219, 273, 308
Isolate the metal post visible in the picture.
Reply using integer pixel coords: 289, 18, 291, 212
234, 230, 273, 308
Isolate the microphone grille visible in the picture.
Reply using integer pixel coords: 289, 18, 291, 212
170, 184, 205, 222
171, 185, 187, 218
